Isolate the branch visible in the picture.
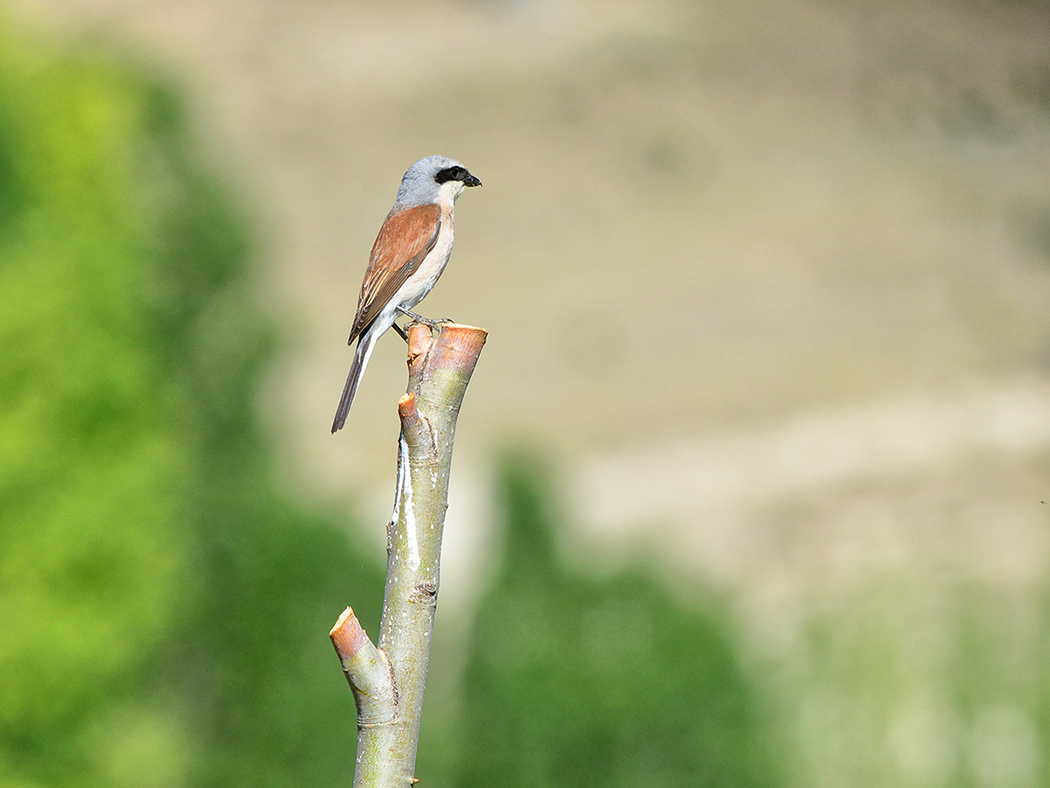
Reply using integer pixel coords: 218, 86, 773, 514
330, 607, 397, 726
331, 322, 487, 788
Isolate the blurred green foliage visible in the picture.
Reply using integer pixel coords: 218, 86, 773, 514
0, 16, 382, 788
442, 456, 780, 788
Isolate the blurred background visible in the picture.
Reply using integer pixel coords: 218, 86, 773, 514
2, 0, 1049, 786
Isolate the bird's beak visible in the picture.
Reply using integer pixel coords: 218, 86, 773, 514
464, 173, 482, 188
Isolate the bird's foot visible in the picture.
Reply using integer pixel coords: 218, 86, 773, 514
396, 307, 454, 330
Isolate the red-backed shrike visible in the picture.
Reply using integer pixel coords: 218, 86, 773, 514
331, 155, 481, 433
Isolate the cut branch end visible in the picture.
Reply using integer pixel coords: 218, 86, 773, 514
330, 607, 368, 664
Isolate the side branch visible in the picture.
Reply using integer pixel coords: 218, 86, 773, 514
330, 607, 396, 726
397, 393, 434, 458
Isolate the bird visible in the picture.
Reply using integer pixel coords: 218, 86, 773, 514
331, 155, 482, 433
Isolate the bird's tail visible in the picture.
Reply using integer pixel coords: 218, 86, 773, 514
331, 327, 381, 433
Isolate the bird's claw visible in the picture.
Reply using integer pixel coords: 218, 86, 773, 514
396, 307, 453, 331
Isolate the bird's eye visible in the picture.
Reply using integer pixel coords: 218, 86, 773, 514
435, 166, 467, 184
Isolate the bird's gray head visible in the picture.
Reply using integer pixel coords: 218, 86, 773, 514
394, 155, 482, 208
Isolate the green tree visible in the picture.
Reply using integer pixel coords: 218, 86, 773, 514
0, 17, 381, 788
452, 456, 780, 788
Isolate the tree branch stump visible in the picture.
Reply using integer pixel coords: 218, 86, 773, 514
330, 322, 487, 788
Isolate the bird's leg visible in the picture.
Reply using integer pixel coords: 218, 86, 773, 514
396, 306, 453, 329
